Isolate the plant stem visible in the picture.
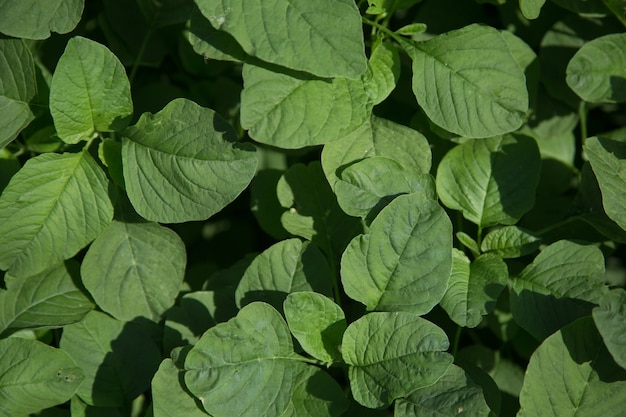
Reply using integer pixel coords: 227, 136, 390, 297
451, 325, 462, 357
578, 100, 588, 146
362, 16, 405, 44
534, 215, 580, 236
128, 18, 158, 86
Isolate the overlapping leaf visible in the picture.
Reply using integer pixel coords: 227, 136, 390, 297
519, 0, 546, 20
0, 0, 84, 39
163, 291, 218, 354
481, 226, 541, 258
363, 42, 400, 105
593, 289, 626, 370
152, 359, 208, 417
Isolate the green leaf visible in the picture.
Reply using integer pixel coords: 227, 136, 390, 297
363, 42, 400, 105
566, 33, 626, 103
0, 0, 84, 39
440, 250, 508, 328
510, 240, 608, 340
481, 226, 541, 258
0, 151, 113, 277
240, 63, 373, 149
436, 134, 541, 228
0, 261, 94, 336
250, 169, 291, 240
585, 136, 626, 232
186, 5, 248, 62
342, 311, 453, 408
283, 292, 346, 364
341, 194, 453, 314
394, 364, 491, 417
519, 0, 546, 19
50, 37, 133, 144
60, 310, 161, 406
0, 39, 37, 148
193, 0, 367, 79
81, 219, 186, 322
395, 23, 428, 36
152, 359, 208, 417
0, 338, 83, 417
70, 397, 123, 417
409, 24, 528, 138
456, 232, 480, 258
593, 289, 626, 370
184, 302, 307, 417
163, 291, 218, 354
235, 239, 333, 311
321, 115, 431, 192
122, 98, 257, 223
518, 317, 626, 416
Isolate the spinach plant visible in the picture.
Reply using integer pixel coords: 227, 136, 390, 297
1, 0, 626, 416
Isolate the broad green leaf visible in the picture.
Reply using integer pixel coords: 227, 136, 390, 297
0, 338, 83, 417
0, 39, 37, 148
566, 33, 626, 103
436, 134, 541, 228
193, 0, 367, 79
163, 291, 218, 354
240, 63, 373, 149
364, 42, 400, 105
481, 226, 541, 258
510, 240, 608, 340
60, 311, 161, 406
50, 37, 133, 144
283, 292, 346, 363
184, 302, 307, 417
519, 0, 546, 19
0, 151, 113, 277
440, 250, 508, 328
0, 0, 83, 39
593, 289, 626, 370
342, 311, 453, 408
186, 5, 248, 62
518, 317, 626, 416
0, 261, 94, 336
321, 115, 431, 190
122, 98, 257, 223
335, 156, 436, 222
152, 359, 208, 417
395, 364, 491, 417
585, 137, 626, 232
409, 24, 528, 138
341, 194, 452, 314
81, 220, 186, 322
235, 239, 333, 311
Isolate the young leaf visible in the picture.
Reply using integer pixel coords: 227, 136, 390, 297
0, 261, 94, 336
152, 359, 208, 417
50, 36, 133, 144
440, 250, 508, 328
363, 42, 400, 105
481, 226, 541, 258
60, 310, 161, 406
122, 98, 257, 223
342, 311, 453, 408
566, 33, 626, 103
283, 292, 346, 364
592, 289, 626, 370
436, 134, 541, 228
409, 24, 528, 138
81, 219, 186, 322
0, 151, 113, 277
235, 239, 334, 311
0, 0, 84, 39
341, 194, 453, 314
0, 338, 84, 417
0, 39, 37, 148
510, 240, 608, 340
193, 0, 367, 79
518, 317, 626, 416
519, 0, 546, 20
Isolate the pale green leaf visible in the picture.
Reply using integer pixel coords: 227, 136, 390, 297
235, 239, 333, 311
60, 311, 161, 406
481, 226, 541, 258
342, 311, 453, 408
566, 33, 626, 103
395, 23, 427, 36
518, 317, 626, 416
81, 220, 186, 321
409, 24, 528, 138
341, 194, 453, 314
0, 261, 94, 336
436, 134, 541, 228
283, 292, 346, 364
585, 136, 626, 232
0, 338, 83, 417
0, 39, 37, 147
240, 63, 373, 149
194, 0, 366, 78
0, 0, 83, 39
395, 364, 491, 417
456, 232, 480, 258
363, 42, 400, 105
50, 37, 133, 144
519, 0, 546, 19
122, 98, 257, 223
186, 5, 247, 62
593, 289, 626, 370
152, 359, 208, 417
440, 250, 508, 328
510, 240, 608, 340
0, 151, 113, 277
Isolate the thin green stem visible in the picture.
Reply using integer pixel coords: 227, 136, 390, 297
362, 16, 405, 44
128, 21, 157, 86
534, 215, 581, 236
578, 100, 588, 146
451, 325, 463, 357
476, 225, 483, 249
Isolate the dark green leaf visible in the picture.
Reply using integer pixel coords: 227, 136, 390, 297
152, 359, 208, 417
593, 289, 626, 370
0, 0, 84, 39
